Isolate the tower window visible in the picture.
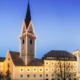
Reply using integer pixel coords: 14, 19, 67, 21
22, 39, 25, 44
30, 39, 32, 44
30, 31, 32, 33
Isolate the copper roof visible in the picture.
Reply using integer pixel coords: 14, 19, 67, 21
9, 51, 25, 66
0, 57, 5, 62
43, 50, 77, 61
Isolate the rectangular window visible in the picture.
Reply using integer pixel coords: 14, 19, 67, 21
46, 74, 48, 77
40, 74, 42, 77
34, 74, 36, 77
27, 74, 30, 77
45, 62, 49, 65
30, 39, 32, 44
20, 75, 23, 77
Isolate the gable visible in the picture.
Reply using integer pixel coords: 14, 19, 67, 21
27, 21, 35, 35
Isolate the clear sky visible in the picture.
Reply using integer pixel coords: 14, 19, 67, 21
0, 0, 80, 58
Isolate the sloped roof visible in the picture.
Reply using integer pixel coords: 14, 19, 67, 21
27, 58, 44, 66
9, 51, 25, 66
0, 57, 5, 62
9, 51, 43, 66
25, 2, 31, 28
43, 50, 76, 61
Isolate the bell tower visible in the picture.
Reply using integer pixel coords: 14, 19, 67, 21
19, 2, 36, 65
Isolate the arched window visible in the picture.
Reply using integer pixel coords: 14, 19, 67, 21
30, 39, 32, 44
22, 39, 25, 44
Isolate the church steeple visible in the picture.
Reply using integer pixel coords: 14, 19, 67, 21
19, 1, 36, 65
25, 1, 31, 28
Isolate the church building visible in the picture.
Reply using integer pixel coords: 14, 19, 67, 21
0, 1, 80, 80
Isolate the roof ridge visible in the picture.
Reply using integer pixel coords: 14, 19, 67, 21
9, 50, 19, 53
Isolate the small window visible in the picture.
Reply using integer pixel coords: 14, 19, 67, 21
21, 75, 23, 77
52, 62, 54, 65
27, 74, 30, 77
57, 69, 60, 72
46, 74, 48, 77
20, 68, 23, 72
46, 68, 49, 72
69, 63, 70, 65
58, 74, 60, 77
74, 63, 76, 65
58, 63, 59, 65
22, 39, 25, 44
7, 63, 10, 68
52, 69, 54, 72
8, 58, 10, 60
34, 69, 36, 71
74, 74, 76, 76
30, 39, 32, 44
40, 74, 42, 77
74, 69, 76, 72
69, 69, 70, 71
34, 74, 36, 77
51, 78, 54, 80
40, 68, 43, 72
30, 31, 32, 33
69, 74, 71, 77
27, 69, 30, 72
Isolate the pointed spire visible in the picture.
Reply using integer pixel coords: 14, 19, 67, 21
25, 0, 31, 28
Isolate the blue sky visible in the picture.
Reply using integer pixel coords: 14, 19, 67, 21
0, 0, 80, 58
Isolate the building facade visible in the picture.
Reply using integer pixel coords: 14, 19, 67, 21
0, 2, 79, 80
